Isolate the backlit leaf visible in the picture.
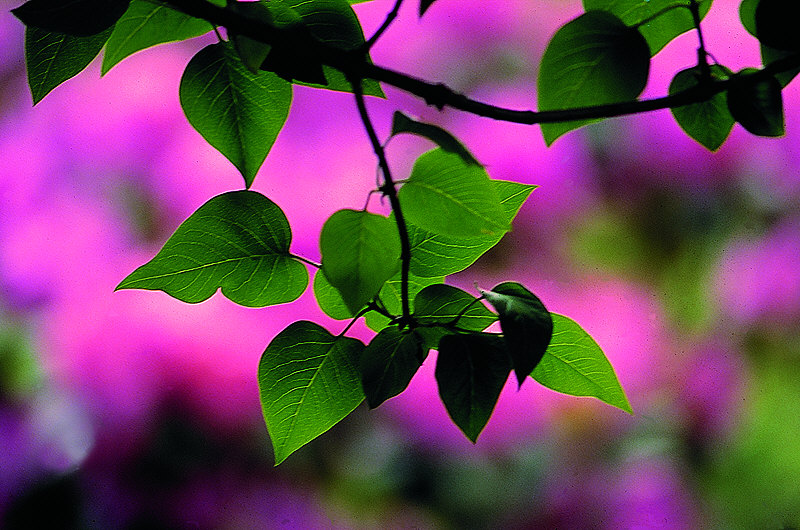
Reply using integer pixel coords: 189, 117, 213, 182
320, 209, 401, 313
669, 65, 734, 151
407, 180, 535, 277
258, 321, 365, 464
414, 284, 497, 348
538, 11, 650, 145
399, 149, 509, 238
481, 282, 553, 387
360, 327, 426, 408
364, 273, 444, 332
436, 333, 511, 442
179, 42, 292, 188
116, 190, 308, 307
25, 26, 111, 104
102, 0, 213, 74
532, 314, 632, 413
391, 112, 480, 166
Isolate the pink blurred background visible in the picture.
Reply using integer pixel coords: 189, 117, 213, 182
1, 0, 799, 527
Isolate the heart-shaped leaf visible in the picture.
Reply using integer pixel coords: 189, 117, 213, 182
116, 190, 308, 307
259, 321, 365, 464
669, 65, 735, 151
360, 327, 426, 408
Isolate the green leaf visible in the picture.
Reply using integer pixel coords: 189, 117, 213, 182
258, 321, 365, 464
391, 112, 480, 166
364, 273, 444, 332
414, 284, 497, 348
102, 0, 213, 75
481, 282, 553, 388
313, 269, 356, 320
399, 149, 509, 238
25, 26, 112, 105
360, 327, 427, 408
532, 314, 632, 413
762, 45, 800, 87
669, 65, 735, 151
740, 0, 757, 36
436, 333, 511, 443
726, 69, 784, 137
320, 209, 401, 313
538, 11, 650, 145
408, 179, 535, 277
179, 42, 292, 188
12, 0, 129, 37
754, 0, 800, 51
228, 1, 279, 73
271, 0, 384, 96
116, 190, 308, 307
583, 0, 712, 55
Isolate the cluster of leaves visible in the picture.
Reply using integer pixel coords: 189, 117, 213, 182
12, 0, 797, 463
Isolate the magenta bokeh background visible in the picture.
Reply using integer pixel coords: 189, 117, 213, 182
1, 0, 799, 527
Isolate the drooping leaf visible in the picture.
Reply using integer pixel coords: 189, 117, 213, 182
481, 282, 553, 388
116, 190, 308, 307
360, 327, 427, 408
669, 65, 734, 151
414, 284, 497, 348
390, 112, 480, 166
320, 209, 401, 313
179, 42, 292, 188
258, 321, 365, 464
102, 0, 213, 75
364, 273, 444, 332
532, 314, 632, 413
12, 0, 129, 37
419, 0, 438, 17
25, 26, 112, 104
726, 69, 784, 137
583, 0, 712, 55
754, 0, 800, 51
538, 11, 650, 145
399, 149, 509, 238
436, 333, 511, 443
407, 180, 535, 277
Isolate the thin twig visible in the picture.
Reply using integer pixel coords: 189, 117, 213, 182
350, 76, 413, 325
291, 254, 321, 268
365, 0, 404, 50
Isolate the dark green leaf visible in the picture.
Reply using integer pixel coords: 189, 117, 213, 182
762, 45, 800, 87
25, 26, 112, 104
391, 112, 480, 166
399, 149, 509, 238
669, 65, 734, 150
481, 282, 553, 388
116, 190, 308, 307
228, 0, 279, 73
538, 11, 650, 145
258, 321, 365, 464
271, 0, 384, 96
419, 0, 438, 16
583, 0, 712, 55
179, 42, 292, 188
436, 333, 511, 443
408, 180, 535, 277
12, 0, 129, 36
414, 284, 497, 348
102, 0, 213, 75
755, 0, 800, 51
740, 0, 757, 36
320, 209, 401, 313
532, 314, 632, 413
726, 69, 784, 137
360, 327, 427, 408
364, 273, 444, 331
